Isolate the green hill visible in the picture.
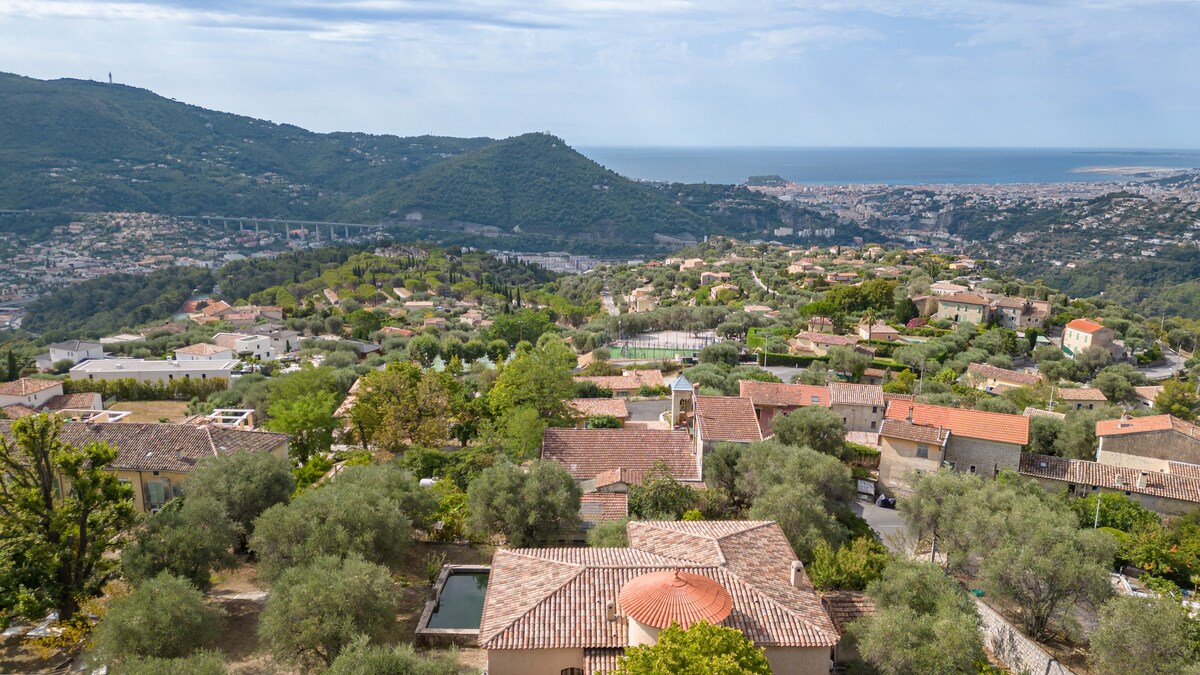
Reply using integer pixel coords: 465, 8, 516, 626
356, 132, 708, 243
0, 72, 490, 218
0, 72, 865, 252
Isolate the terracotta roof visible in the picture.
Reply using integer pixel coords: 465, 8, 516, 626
580, 492, 629, 525
1066, 318, 1106, 334
480, 521, 839, 651
541, 428, 699, 481
1057, 387, 1107, 402
829, 383, 884, 407
584, 649, 623, 675
1096, 414, 1186, 437
1024, 407, 1066, 420
1169, 462, 1200, 479
569, 398, 630, 420
1020, 453, 1200, 504
1, 405, 39, 419
42, 393, 101, 411
794, 332, 859, 346
212, 334, 242, 349
990, 296, 1028, 309
174, 343, 231, 357
885, 401, 1029, 445
939, 292, 990, 306
820, 591, 876, 634
694, 396, 763, 443
574, 375, 640, 391
619, 570, 734, 629
879, 419, 951, 446
0, 378, 63, 397
0, 420, 288, 472
966, 362, 1042, 387
739, 380, 829, 408
624, 370, 665, 389
1134, 385, 1164, 401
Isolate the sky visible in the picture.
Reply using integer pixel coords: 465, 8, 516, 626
1, 0, 1198, 147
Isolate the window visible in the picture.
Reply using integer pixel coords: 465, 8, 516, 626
870, 421, 876, 429
969, 465, 977, 474
562, 669, 584, 675
872, 406, 878, 413
916, 444, 929, 459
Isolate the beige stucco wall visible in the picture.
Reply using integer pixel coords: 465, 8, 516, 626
1099, 431, 1200, 468
763, 646, 833, 675
628, 618, 660, 647
935, 301, 988, 324
486, 648, 584, 675
878, 436, 943, 493
831, 402, 884, 433
943, 437, 1021, 477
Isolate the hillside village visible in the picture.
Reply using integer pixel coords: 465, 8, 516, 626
3, 236, 1200, 674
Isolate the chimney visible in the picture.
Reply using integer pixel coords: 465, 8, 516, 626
1137, 472, 1148, 490
605, 599, 617, 622
790, 560, 806, 588
175, 448, 184, 461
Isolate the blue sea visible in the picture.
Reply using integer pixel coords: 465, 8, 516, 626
577, 147, 1200, 185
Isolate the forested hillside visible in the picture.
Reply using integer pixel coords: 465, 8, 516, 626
22, 267, 213, 340
356, 133, 709, 244
0, 72, 489, 218
0, 73, 856, 252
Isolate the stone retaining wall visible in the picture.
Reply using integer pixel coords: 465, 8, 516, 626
974, 596, 1075, 675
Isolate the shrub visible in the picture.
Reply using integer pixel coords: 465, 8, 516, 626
259, 555, 398, 668
327, 638, 471, 675
118, 650, 228, 675
91, 573, 225, 666
121, 496, 240, 590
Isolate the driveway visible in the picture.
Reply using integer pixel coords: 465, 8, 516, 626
1138, 345, 1186, 380
853, 499, 910, 554
763, 365, 808, 382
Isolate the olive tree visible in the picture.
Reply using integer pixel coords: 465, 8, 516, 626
91, 573, 225, 666
1090, 595, 1200, 675
184, 450, 295, 547
259, 555, 398, 668
466, 460, 581, 546
121, 496, 240, 590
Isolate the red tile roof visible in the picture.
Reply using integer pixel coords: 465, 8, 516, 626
694, 396, 762, 443
0, 420, 288, 472
0, 378, 63, 397
541, 428, 699, 481
820, 591, 876, 634
829, 382, 885, 407
580, 492, 629, 525
966, 362, 1042, 387
42, 392, 101, 411
1020, 453, 1200, 504
1065, 318, 1106, 334
174, 342, 231, 357
739, 381, 829, 408
1, 405, 39, 419
1057, 387, 1108, 402
569, 398, 630, 420
618, 570, 733, 629
879, 419, 951, 446
1134, 385, 1164, 401
1096, 414, 1178, 437
574, 375, 640, 391
480, 521, 839, 652
885, 401, 1029, 445
940, 292, 991, 306
795, 332, 859, 346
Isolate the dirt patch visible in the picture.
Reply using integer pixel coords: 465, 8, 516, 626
107, 400, 191, 423
0, 633, 79, 674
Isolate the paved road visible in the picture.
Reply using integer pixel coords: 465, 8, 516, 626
853, 499, 910, 554
626, 399, 669, 422
749, 268, 778, 296
1139, 345, 1186, 380
763, 365, 808, 382
600, 288, 619, 317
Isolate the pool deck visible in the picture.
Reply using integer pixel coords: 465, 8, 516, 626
416, 564, 491, 648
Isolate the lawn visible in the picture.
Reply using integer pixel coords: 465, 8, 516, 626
107, 400, 191, 423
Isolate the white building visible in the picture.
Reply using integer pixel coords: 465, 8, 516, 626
70, 359, 238, 386
48, 340, 105, 365
0, 378, 65, 409
213, 333, 277, 361
173, 343, 236, 361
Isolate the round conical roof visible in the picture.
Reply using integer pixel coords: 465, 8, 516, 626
618, 570, 733, 630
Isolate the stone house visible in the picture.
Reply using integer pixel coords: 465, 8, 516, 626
1062, 318, 1117, 358
964, 363, 1042, 394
